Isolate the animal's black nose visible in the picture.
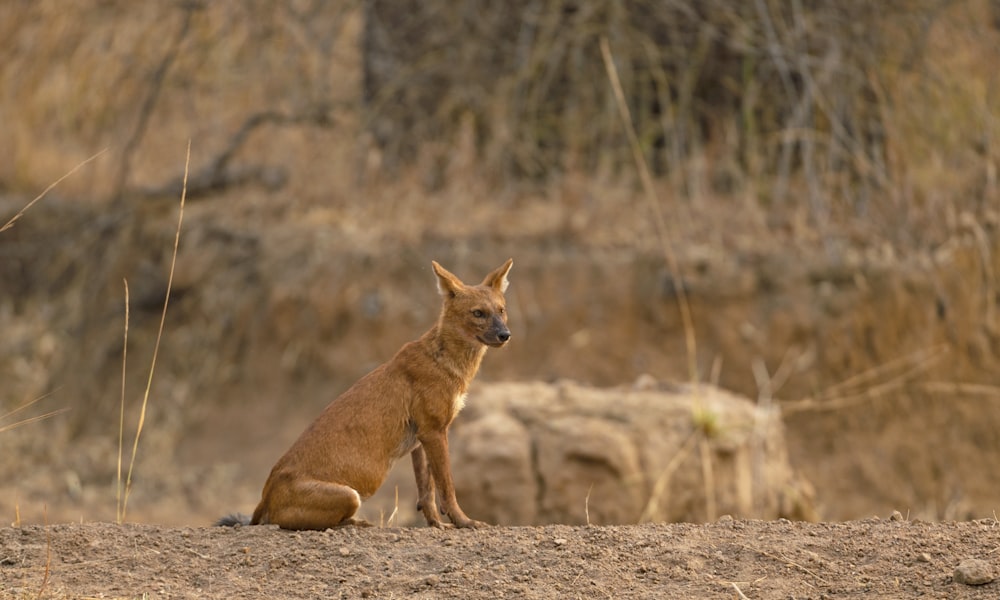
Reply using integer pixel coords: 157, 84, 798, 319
498, 330, 511, 342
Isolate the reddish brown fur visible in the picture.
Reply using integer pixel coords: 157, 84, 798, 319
229, 259, 512, 530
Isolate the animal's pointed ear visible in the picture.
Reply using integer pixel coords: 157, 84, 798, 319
482, 258, 513, 293
432, 261, 465, 298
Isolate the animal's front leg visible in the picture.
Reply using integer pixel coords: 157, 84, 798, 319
418, 430, 487, 529
410, 445, 444, 527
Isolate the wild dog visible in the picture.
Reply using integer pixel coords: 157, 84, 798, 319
218, 259, 513, 530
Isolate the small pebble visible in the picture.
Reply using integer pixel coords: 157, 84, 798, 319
889, 510, 904, 521
553, 538, 567, 546
954, 558, 994, 585
339, 547, 351, 556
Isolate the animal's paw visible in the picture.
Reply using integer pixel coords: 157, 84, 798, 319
454, 518, 489, 529
334, 517, 373, 528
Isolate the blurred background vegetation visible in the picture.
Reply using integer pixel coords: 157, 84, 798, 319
3, 0, 997, 233
1, 0, 999, 525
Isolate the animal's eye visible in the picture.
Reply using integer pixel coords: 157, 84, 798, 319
498, 307, 505, 314
472, 309, 485, 318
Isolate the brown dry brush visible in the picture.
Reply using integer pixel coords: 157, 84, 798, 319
0, 2, 356, 429
363, 0, 956, 215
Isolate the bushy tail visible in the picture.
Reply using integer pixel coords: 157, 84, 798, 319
215, 513, 252, 527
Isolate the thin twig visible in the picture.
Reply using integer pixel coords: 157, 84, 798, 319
731, 582, 751, 600
962, 213, 996, 325
121, 141, 190, 521
817, 345, 948, 399
0, 408, 71, 435
699, 435, 717, 522
0, 391, 58, 424
753, 547, 831, 585
782, 346, 949, 415
1, 148, 109, 233
585, 484, 594, 526
600, 36, 698, 384
117, 279, 130, 524
922, 381, 1000, 399
640, 430, 698, 522
385, 486, 399, 527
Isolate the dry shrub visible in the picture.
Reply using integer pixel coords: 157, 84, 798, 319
0, 1, 358, 202
363, 0, 997, 240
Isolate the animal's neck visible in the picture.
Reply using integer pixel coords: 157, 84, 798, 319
423, 324, 486, 388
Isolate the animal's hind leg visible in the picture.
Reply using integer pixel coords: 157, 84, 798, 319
265, 479, 369, 530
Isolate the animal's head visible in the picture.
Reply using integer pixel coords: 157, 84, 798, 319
432, 259, 513, 348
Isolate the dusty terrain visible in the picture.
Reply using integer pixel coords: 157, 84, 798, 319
5, 517, 1000, 599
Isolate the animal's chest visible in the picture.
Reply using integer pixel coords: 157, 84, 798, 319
450, 392, 468, 420
393, 393, 468, 459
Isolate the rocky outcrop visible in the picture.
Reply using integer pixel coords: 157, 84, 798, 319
449, 380, 815, 525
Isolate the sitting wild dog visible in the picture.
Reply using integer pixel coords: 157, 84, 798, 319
218, 259, 513, 530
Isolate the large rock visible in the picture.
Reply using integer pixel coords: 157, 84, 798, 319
449, 380, 815, 525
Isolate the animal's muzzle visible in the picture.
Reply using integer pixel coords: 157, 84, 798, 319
486, 316, 511, 346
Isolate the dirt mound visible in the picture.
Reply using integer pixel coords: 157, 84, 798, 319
4, 519, 1000, 598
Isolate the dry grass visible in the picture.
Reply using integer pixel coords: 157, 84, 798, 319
2, 2, 996, 247
0, 394, 69, 435
358, 0, 998, 245
0, 149, 108, 233
781, 345, 950, 415
639, 430, 698, 523
379, 486, 400, 528
600, 36, 698, 383
117, 141, 190, 524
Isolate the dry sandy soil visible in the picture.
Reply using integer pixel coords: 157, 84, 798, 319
4, 517, 1000, 599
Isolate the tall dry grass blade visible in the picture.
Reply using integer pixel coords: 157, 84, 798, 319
0, 408, 71, 435
699, 435, 717, 522
816, 345, 949, 400
0, 391, 68, 434
1, 148, 108, 233
385, 486, 399, 527
639, 430, 698, 523
922, 381, 1000, 399
0, 391, 57, 424
121, 141, 189, 522
782, 348, 947, 416
784, 347, 998, 417
962, 213, 997, 324
117, 279, 130, 524
584, 483, 594, 527
600, 37, 698, 384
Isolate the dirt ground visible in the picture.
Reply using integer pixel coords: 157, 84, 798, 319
4, 517, 1000, 599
